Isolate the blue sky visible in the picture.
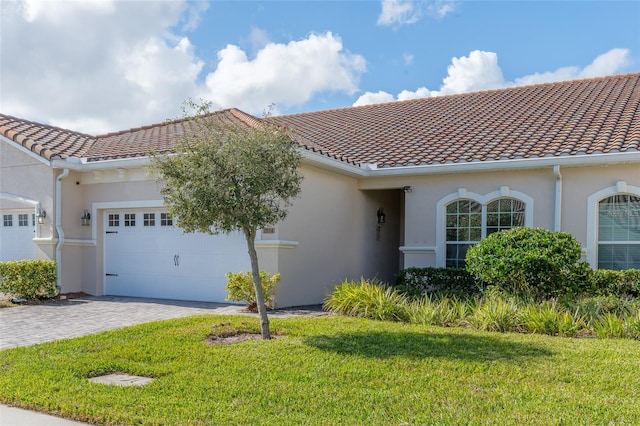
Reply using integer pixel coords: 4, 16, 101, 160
1, 1, 639, 134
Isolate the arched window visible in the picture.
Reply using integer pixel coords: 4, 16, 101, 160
445, 197, 526, 267
445, 199, 482, 267
597, 194, 640, 270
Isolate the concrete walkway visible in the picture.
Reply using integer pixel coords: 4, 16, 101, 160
0, 296, 324, 425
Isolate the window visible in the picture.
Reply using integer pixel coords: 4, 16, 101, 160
446, 200, 482, 268
32, 213, 36, 226
486, 198, 526, 235
124, 213, 136, 227
3, 214, 12, 227
108, 214, 120, 227
18, 214, 29, 227
445, 197, 526, 267
597, 194, 640, 270
160, 213, 173, 226
143, 213, 155, 227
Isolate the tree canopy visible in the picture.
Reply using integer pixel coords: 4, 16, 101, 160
149, 102, 303, 338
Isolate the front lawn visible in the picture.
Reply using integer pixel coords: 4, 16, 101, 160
1, 315, 639, 425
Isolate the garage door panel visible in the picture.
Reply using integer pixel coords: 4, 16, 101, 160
0, 210, 36, 261
104, 209, 250, 302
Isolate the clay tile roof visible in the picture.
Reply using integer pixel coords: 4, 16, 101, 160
2, 74, 639, 167
268, 72, 640, 168
85, 108, 261, 162
0, 114, 96, 160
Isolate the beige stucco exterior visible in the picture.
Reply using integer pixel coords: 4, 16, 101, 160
2, 135, 639, 306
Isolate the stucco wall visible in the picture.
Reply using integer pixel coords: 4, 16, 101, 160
272, 165, 402, 307
360, 163, 640, 269
559, 164, 640, 245
5, 137, 637, 303
0, 143, 55, 234
0, 143, 56, 259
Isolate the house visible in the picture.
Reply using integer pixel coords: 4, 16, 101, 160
1, 73, 639, 307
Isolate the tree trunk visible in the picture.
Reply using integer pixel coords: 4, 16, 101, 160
244, 227, 271, 339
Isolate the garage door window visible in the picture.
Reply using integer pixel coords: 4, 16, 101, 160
161, 213, 173, 226
18, 214, 29, 227
3, 215, 12, 227
144, 213, 155, 227
124, 213, 135, 227
108, 214, 120, 227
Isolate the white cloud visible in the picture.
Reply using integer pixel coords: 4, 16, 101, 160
514, 48, 631, 86
181, 0, 209, 32
377, 0, 455, 26
200, 32, 366, 114
353, 91, 395, 106
403, 53, 415, 65
438, 50, 505, 95
397, 87, 433, 101
1, 2, 366, 134
427, 1, 456, 19
353, 48, 631, 107
1, 0, 200, 134
377, 0, 422, 26
248, 27, 271, 53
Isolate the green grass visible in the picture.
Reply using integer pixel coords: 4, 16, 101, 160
1, 315, 640, 425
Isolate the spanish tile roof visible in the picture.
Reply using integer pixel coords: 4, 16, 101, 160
0, 109, 261, 162
84, 108, 260, 161
0, 114, 96, 160
1, 73, 639, 168
271, 72, 640, 167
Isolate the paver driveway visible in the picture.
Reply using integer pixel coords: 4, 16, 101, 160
0, 296, 255, 350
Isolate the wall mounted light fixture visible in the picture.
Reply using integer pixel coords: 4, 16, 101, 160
36, 207, 47, 224
81, 209, 91, 226
377, 207, 386, 224
402, 185, 412, 193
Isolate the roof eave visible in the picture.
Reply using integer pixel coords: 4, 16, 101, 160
366, 152, 640, 176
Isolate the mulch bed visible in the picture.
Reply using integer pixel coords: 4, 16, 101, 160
206, 321, 282, 345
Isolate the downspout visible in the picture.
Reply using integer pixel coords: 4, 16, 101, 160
55, 168, 70, 290
553, 165, 562, 232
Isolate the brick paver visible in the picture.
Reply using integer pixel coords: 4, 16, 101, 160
0, 296, 320, 350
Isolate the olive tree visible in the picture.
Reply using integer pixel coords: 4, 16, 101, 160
149, 102, 303, 339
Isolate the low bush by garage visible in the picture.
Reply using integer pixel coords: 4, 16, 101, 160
0, 259, 57, 300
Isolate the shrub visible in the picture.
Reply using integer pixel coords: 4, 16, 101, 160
395, 267, 484, 298
590, 269, 640, 297
565, 295, 640, 326
406, 295, 470, 327
521, 301, 584, 337
225, 271, 279, 311
467, 288, 522, 332
0, 260, 57, 299
624, 313, 640, 339
593, 313, 626, 339
323, 278, 409, 322
465, 228, 587, 300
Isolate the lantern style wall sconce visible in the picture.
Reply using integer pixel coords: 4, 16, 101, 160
402, 185, 412, 193
36, 207, 47, 224
377, 207, 386, 224
81, 209, 91, 226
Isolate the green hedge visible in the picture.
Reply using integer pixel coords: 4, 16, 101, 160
589, 269, 640, 298
0, 260, 58, 299
395, 267, 484, 298
465, 228, 586, 300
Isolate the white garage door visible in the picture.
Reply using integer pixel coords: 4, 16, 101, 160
0, 210, 36, 261
104, 209, 250, 302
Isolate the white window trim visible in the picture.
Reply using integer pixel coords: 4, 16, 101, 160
435, 187, 534, 267
586, 181, 640, 268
